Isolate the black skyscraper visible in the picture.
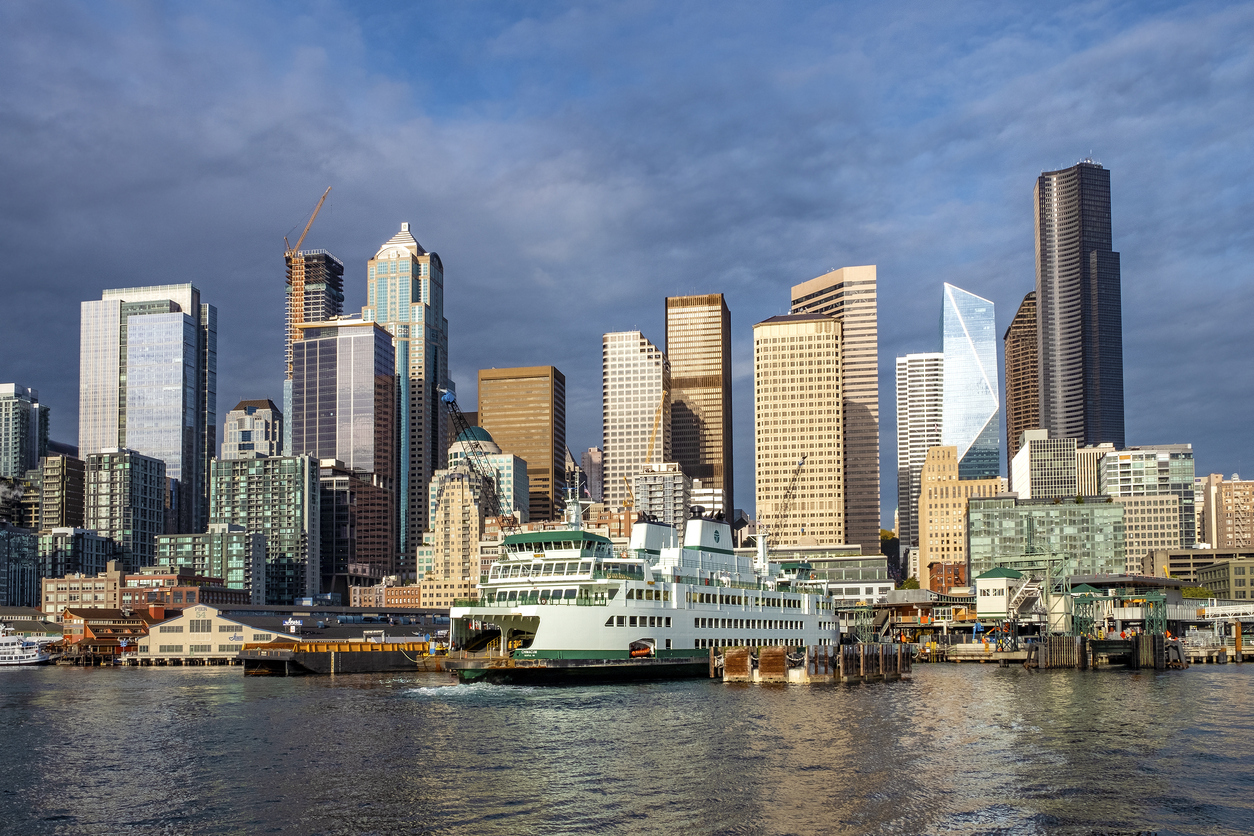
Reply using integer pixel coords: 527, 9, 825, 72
1034, 160, 1124, 447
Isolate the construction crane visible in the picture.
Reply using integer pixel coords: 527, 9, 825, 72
284, 186, 332, 258
755, 454, 807, 571
644, 386, 669, 465
435, 389, 518, 534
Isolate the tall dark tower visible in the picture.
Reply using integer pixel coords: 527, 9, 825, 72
1034, 161, 1124, 447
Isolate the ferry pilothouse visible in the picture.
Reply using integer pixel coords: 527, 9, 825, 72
449, 497, 840, 680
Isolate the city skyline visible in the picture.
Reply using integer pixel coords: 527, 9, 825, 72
2, 3, 1252, 526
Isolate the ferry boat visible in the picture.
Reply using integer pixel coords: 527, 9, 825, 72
0, 625, 59, 666
448, 497, 840, 684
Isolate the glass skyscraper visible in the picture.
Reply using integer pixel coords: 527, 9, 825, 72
361, 224, 449, 579
941, 283, 999, 480
1035, 161, 1124, 447
284, 249, 344, 456
79, 284, 216, 533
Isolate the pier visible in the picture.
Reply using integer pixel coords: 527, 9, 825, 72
718, 644, 912, 685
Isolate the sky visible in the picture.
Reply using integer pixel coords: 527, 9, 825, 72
2, 1, 1252, 526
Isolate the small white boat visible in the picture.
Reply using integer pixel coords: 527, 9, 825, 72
0, 625, 59, 666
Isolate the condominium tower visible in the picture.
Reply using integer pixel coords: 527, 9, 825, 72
1003, 292, 1039, 470
0, 385, 49, 478
477, 366, 566, 521
222, 400, 284, 461
1035, 161, 1124, 447
753, 314, 843, 545
85, 449, 167, 571
284, 250, 344, 455
791, 266, 878, 554
602, 332, 670, 509
941, 284, 999, 480
79, 284, 217, 533
361, 223, 450, 566
665, 294, 734, 516
894, 353, 943, 547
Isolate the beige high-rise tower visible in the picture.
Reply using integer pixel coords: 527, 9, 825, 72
665, 294, 733, 516
790, 266, 878, 553
477, 366, 566, 522
753, 313, 843, 545
602, 332, 670, 510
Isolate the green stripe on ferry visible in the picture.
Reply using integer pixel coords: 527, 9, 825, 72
682, 544, 735, 556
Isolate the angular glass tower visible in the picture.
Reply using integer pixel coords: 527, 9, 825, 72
941, 283, 999, 480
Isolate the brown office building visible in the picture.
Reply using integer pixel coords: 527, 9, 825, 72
1003, 291, 1039, 473
790, 266, 879, 554
478, 367, 566, 521
665, 294, 733, 516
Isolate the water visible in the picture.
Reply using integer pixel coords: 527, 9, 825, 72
1, 664, 1251, 836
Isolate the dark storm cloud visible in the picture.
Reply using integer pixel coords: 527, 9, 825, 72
1, 1, 1251, 521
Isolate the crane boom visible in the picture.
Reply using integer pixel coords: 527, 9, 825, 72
436, 389, 517, 534
284, 186, 332, 257
644, 386, 669, 465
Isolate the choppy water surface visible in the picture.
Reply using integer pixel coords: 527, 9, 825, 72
1, 663, 1251, 835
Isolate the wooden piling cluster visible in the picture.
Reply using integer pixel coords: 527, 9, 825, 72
718, 644, 911, 685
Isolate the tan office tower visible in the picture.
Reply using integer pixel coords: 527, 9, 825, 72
753, 314, 843, 546
602, 332, 670, 510
916, 445, 1001, 589
477, 367, 566, 521
1003, 291, 1039, 475
791, 266, 878, 553
1201, 474, 1254, 549
665, 294, 733, 516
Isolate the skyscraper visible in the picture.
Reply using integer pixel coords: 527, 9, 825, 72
791, 266, 878, 554
221, 399, 284, 461
1035, 161, 1124, 447
292, 319, 398, 577
602, 332, 670, 510
0, 385, 49, 478
284, 250, 344, 455
941, 283, 999, 480
361, 224, 449, 574
665, 294, 733, 517
209, 455, 320, 605
79, 284, 217, 533
85, 449, 166, 572
895, 352, 943, 547
582, 447, 603, 502
1003, 291, 1039, 472
753, 313, 844, 546
477, 366, 566, 521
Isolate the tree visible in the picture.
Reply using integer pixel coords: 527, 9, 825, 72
1181, 586, 1214, 599
898, 576, 920, 590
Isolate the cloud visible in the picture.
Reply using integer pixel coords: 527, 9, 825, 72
0, 0, 1251, 520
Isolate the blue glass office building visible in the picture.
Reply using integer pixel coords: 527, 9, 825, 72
941, 284, 999, 480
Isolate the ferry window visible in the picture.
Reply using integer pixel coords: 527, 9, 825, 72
532, 563, 542, 575
626, 588, 635, 600
647, 617, 655, 627
538, 589, 551, 601
508, 566, 520, 578
607, 588, 618, 599
563, 588, 577, 599
579, 562, 592, 573
630, 616, 638, 627
489, 567, 499, 579
617, 616, 625, 626
507, 590, 518, 601
665, 617, 671, 628
605, 617, 614, 627
666, 639, 672, 649
663, 591, 670, 602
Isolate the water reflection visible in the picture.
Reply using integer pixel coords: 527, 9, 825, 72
1, 665, 1252, 835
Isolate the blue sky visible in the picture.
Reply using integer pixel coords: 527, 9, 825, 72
2, 1, 1251, 525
